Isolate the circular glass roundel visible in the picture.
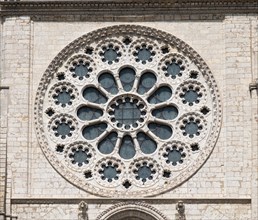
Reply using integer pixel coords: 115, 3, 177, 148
35, 25, 222, 197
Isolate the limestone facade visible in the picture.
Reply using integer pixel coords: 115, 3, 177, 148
0, 1, 257, 220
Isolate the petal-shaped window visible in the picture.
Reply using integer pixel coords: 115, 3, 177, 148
148, 86, 172, 104
98, 72, 118, 95
83, 87, 107, 104
119, 67, 136, 92
82, 123, 107, 140
119, 135, 136, 159
77, 106, 103, 121
152, 106, 178, 120
98, 132, 118, 154
137, 72, 157, 95
137, 132, 157, 154
148, 123, 172, 139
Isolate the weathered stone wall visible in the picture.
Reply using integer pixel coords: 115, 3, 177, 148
0, 14, 257, 219
11, 202, 252, 220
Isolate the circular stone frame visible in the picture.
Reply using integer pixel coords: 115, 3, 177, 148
34, 25, 222, 197
107, 94, 148, 131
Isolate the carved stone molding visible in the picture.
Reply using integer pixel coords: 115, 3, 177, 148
96, 202, 168, 220
11, 198, 252, 204
0, 0, 258, 20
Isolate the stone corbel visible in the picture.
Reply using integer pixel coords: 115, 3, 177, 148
175, 200, 186, 220
78, 201, 88, 220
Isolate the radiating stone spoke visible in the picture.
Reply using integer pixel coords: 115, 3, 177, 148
82, 101, 105, 111
131, 75, 140, 93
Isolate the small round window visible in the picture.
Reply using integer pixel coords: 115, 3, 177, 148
35, 25, 222, 197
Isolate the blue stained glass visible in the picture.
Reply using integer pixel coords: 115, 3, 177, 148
167, 150, 181, 163
138, 165, 151, 179
74, 64, 88, 78
104, 49, 117, 61
82, 123, 107, 140
114, 101, 141, 126
152, 106, 178, 120
119, 67, 135, 92
167, 62, 181, 77
99, 162, 120, 182
148, 123, 172, 139
83, 87, 107, 104
119, 135, 136, 159
137, 48, 151, 61
185, 122, 198, 135
184, 90, 198, 103
57, 91, 71, 104
72, 149, 90, 167
103, 166, 117, 180
98, 132, 118, 154
98, 73, 118, 94
137, 72, 157, 95
77, 106, 103, 121
137, 132, 157, 154
148, 86, 172, 104
164, 145, 186, 166
57, 123, 70, 136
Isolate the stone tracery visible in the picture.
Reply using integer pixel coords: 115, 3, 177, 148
34, 25, 222, 197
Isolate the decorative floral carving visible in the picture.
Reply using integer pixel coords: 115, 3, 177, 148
48, 81, 79, 110
64, 141, 95, 171
159, 141, 191, 171
129, 157, 160, 187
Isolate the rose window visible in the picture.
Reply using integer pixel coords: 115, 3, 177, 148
35, 25, 222, 197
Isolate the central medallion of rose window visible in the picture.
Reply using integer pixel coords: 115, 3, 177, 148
35, 25, 222, 197
108, 95, 147, 131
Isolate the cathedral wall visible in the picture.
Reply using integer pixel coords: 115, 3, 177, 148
30, 20, 227, 199
0, 14, 257, 220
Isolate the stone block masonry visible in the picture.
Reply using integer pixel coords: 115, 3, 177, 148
0, 1, 257, 219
